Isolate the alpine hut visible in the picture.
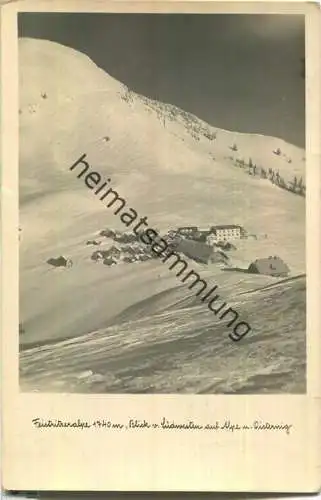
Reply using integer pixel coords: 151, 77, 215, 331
248, 256, 290, 277
47, 256, 73, 268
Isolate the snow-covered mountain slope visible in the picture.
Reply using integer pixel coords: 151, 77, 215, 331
19, 38, 306, 393
20, 275, 306, 394
19, 38, 305, 258
20, 38, 305, 225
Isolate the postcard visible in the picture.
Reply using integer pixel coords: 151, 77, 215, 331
1, 0, 321, 492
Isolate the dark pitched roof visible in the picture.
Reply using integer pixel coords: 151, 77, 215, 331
177, 239, 213, 263
211, 224, 242, 231
248, 256, 290, 276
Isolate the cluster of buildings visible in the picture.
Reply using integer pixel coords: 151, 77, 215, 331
91, 243, 154, 266
86, 224, 290, 277
168, 224, 246, 245
88, 224, 246, 268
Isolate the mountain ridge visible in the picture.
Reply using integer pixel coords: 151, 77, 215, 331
19, 37, 304, 151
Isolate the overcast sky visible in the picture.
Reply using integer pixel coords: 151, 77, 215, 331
18, 13, 305, 147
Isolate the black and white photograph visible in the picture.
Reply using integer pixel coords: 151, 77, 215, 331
18, 12, 306, 394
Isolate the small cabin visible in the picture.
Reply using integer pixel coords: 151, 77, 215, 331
108, 246, 121, 258
47, 256, 73, 268
99, 228, 116, 239
103, 257, 117, 267
248, 256, 290, 277
176, 226, 198, 238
